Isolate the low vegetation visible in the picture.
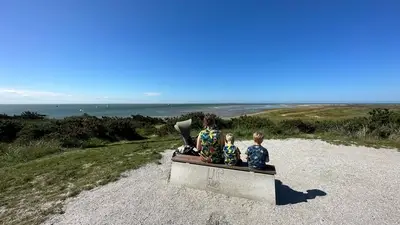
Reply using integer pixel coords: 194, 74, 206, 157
1, 105, 400, 224
0, 138, 180, 225
259, 104, 400, 120
159, 107, 400, 149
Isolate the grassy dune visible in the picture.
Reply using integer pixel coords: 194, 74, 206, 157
257, 104, 400, 120
0, 137, 180, 225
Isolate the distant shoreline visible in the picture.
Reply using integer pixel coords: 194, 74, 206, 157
1, 103, 399, 119
223, 103, 400, 119
0, 103, 287, 119
1, 102, 399, 105
223, 104, 341, 119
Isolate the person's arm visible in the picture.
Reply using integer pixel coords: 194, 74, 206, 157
196, 135, 202, 151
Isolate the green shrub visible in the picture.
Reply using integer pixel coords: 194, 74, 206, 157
103, 118, 144, 141
341, 117, 369, 136
17, 121, 58, 141
0, 114, 12, 119
314, 120, 339, 133
216, 117, 232, 129
277, 119, 316, 135
56, 116, 97, 140
130, 114, 165, 125
370, 125, 392, 139
0, 120, 23, 142
19, 111, 46, 120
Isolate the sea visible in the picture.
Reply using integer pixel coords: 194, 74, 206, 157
0, 104, 293, 119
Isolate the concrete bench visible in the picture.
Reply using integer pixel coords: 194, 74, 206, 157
169, 154, 277, 204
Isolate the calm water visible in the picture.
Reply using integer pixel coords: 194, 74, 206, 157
0, 104, 290, 119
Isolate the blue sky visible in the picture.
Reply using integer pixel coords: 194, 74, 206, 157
1, 0, 399, 104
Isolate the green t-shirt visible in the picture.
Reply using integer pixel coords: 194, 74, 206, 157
223, 144, 240, 165
199, 127, 223, 163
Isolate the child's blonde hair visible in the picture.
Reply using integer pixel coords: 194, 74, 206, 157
253, 131, 264, 144
225, 133, 235, 144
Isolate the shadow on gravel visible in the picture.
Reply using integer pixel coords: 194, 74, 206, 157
275, 179, 327, 205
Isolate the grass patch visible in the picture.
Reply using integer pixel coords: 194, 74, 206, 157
220, 127, 400, 150
0, 137, 180, 225
314, 132, 400, 149
0, 140, 64, 168
258, 105, 400, 121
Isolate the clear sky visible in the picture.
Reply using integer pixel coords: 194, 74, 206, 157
1, 0, 399, 104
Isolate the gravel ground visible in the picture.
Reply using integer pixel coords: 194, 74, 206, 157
44, 139, 400, 225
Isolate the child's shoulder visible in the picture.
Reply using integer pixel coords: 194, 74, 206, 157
248, 144, 261, 148
247, 144, 267, 151
247, 145, 257, 151
224, 144, 238, 149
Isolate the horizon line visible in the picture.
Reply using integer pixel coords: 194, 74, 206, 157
0, 102, 400, 105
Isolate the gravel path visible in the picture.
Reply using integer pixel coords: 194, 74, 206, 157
44, 139, 400, 225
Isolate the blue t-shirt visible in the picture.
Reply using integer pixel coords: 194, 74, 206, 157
246, 145, 269, 169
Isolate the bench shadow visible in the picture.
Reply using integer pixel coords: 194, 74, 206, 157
275, 179, 327, 205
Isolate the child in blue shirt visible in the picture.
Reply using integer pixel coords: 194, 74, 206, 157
245, 131, 269, 170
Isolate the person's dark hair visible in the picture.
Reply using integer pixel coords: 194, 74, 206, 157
203, 114, 215, 128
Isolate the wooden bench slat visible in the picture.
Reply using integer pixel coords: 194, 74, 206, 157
171, 154, 276, 175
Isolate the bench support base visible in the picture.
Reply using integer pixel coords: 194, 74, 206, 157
169, 161, 276, 204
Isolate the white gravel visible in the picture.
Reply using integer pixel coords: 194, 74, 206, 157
44, 139, 400, 225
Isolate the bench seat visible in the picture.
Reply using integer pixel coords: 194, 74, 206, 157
169, 154, 277, 204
